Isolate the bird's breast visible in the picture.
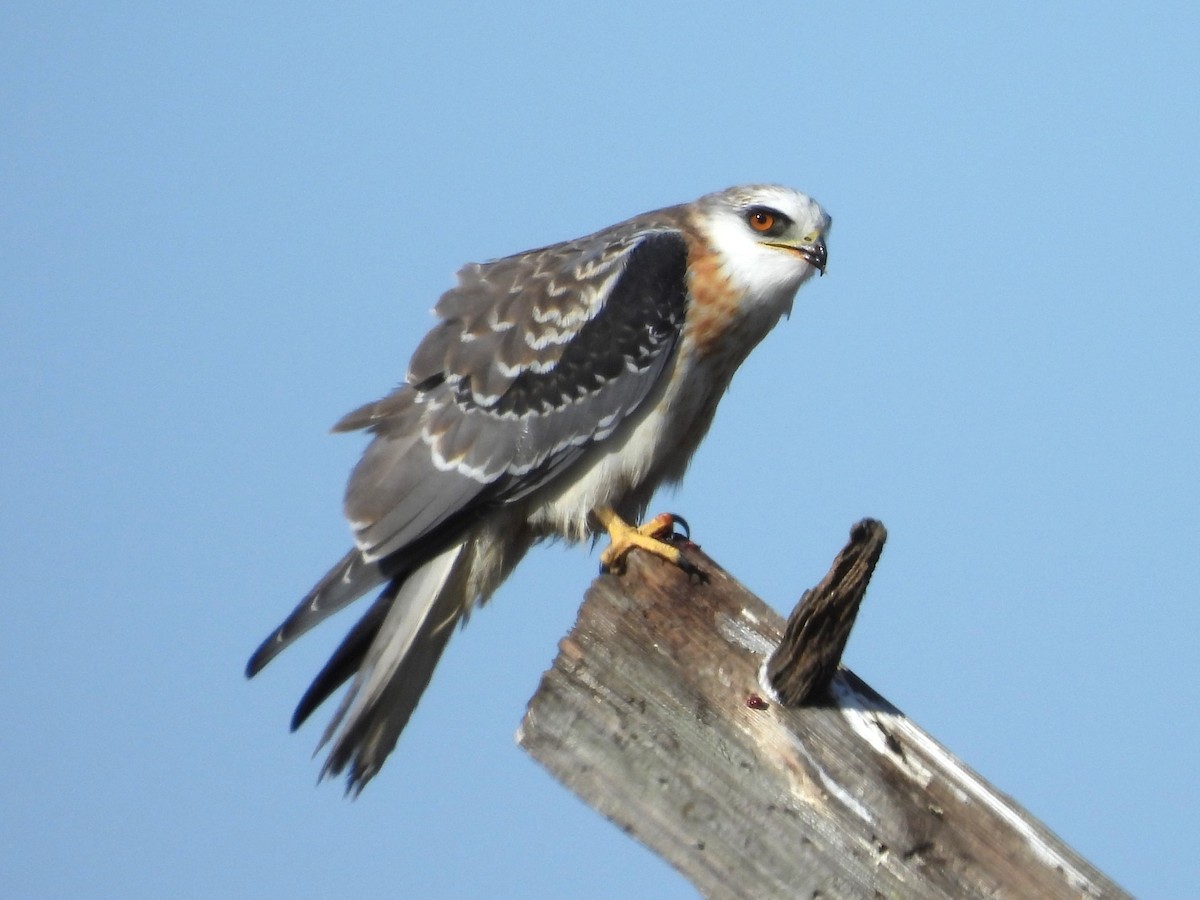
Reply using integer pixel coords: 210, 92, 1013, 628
681, 235, 793, 368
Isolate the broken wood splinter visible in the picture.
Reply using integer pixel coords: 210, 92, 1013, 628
765, 517, 887, 706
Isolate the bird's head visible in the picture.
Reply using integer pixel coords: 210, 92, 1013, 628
694, 184, 831, 304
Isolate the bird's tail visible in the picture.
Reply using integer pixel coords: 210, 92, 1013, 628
245, 548, 390, 678
310, 541, 470, 794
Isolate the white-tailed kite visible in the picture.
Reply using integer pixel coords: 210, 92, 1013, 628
247, 184, 830, 792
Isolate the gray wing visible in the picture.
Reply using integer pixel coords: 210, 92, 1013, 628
334, 224, 691, 562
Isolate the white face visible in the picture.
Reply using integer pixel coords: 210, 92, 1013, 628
697, 184, 831, 302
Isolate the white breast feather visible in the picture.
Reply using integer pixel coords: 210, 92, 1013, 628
528, 350, 712, 541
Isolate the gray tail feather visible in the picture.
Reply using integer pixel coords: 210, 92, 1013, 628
288, 588, 393, 732
246, 548, 390, 678
313, 542, 469, 794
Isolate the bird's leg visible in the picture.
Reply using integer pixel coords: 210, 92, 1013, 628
593, 506, 702, 578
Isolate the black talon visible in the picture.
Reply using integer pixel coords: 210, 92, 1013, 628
663, 513, 690, 542
600, 556, 628, 576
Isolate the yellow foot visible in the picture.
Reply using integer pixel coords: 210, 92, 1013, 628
592, 507, 703, 578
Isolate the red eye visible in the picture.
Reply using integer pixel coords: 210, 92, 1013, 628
748, 210, 775, 233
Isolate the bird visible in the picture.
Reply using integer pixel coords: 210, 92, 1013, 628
246, 184, 830, 793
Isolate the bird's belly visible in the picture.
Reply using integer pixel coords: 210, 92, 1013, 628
526, 359, 719, 542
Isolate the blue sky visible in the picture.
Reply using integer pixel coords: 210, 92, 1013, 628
3, 4, 1197, 898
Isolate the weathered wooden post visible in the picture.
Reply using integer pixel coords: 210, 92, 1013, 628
518, 520, 1128, 899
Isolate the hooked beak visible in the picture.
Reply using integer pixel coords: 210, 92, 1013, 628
799, 238, 827, 276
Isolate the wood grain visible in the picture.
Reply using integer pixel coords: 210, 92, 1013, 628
518, 541, 1128, 899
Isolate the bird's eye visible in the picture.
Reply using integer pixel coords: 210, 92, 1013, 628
745, 206, 790, 236
748, 209, 776, 233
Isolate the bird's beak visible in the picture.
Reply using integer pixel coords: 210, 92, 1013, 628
799, 238, 827, 276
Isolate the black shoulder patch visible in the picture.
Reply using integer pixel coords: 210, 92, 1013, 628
461, 231, 689, 418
